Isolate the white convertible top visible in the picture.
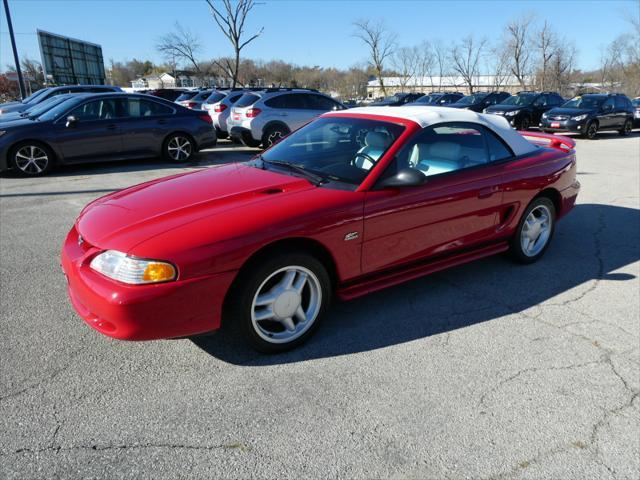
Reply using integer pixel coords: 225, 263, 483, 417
328, 106, 539, 157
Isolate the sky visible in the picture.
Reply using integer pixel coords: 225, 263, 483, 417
1, 0, 638, 74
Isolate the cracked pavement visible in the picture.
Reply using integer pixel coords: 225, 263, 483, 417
1, 135, 639, 479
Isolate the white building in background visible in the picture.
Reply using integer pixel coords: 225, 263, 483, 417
366, 75, 535, 98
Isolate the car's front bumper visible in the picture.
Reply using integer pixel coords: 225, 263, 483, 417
61, 226, 236, 341
539, 118, 587, 133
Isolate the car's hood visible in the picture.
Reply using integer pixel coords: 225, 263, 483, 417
0, 112, 26, 123
447, 103, 473, 109
547, 107, 594, 116
76, 164, 315, 252
0, 117, 39, 129
0, 100, 22, 108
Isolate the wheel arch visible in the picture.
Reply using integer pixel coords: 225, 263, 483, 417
262, 120, 291, 135
163, 131, 198, 151
534, 188, 562, 216
222, 236, 339, 323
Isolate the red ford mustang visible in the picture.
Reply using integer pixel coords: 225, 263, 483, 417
61, 106, 580, 352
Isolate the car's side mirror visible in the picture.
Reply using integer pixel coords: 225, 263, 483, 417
377, 168, 426, 189
66, 115, 78, 127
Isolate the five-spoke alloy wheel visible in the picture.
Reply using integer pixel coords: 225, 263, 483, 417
11, 143, 53, 176
230, 252, 331, 353
164, 134, 194, 162
510, 197, 556, 264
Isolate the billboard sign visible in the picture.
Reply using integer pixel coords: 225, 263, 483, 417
37, 30, 105, 85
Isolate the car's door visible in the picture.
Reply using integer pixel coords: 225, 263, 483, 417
599, 98, 616, 128
530, 94, 550, 123
117, 97, 176, 156
361, 122, 513, 273
614, 96, 630, 127
54, 98, 123, 162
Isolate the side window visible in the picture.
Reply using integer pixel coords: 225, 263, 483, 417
307, 94, 340, 111
398, 123, 490, 177
70, 99, 118, 121
602, 98, 615, 111
484, 128, 513, 161
533, 95, 547, 107
126, 98, 173, 117
615, 96, 629, 110
265, 94, 300, 109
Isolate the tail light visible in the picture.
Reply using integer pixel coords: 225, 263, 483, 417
214, 103, 227, 113
198, 114, 213, 124
246, 108, 261, 118
186, 102, 197, 109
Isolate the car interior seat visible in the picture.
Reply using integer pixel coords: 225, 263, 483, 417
355, 131, 391, 169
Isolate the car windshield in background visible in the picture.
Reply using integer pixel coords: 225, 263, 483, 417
22, 88, 49, 104
36, 97, 83, 122
235, 93, 260, 108
563, 96, 605, 109
257, 117, 405, 186
631, 98, 640, 107
175, 92, 198, 102
457, 93, 488, 104
192, 90, 212, 101
414, 95, 440, 104
503, 93, 537, 106
205, 92, 226, 104
23, 95, 72, 118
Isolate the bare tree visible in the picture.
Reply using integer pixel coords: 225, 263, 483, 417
432, 39, 449, 89
505, 14, 535, 89
415, 41, 436, 90
392, 46, 419, 90
536, 20, 556, 90
156, 23, 202, 74
353, 19, 396, 96
486, 44, 511, 89
451, 35, 487, 93
205, 0, 263, 88
550, 41, 577, 95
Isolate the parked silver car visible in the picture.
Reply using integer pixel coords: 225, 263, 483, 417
176, 89, 212, 110
207, 89, 250, 139
226, 88, 345, 148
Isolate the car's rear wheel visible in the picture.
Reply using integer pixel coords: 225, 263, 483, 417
229, 252, 331, 353
163, 133, 194, 162
509, 197, 556, 264
619, 119, 633, 136
582, 121, 598, 139
10, 142, 54, 176
262, 125, 290, 148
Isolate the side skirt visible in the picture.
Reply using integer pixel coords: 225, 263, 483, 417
337, 242, 510, 301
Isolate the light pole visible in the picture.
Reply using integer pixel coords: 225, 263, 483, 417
2, 0, 26, 99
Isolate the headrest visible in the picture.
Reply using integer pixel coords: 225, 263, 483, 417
365, 131, 391, 149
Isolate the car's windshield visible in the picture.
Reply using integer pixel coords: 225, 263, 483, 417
257, 117, 405, 186
192, 90, 212, 101
37, 97, 83, 122
456, 93, 488, 105
562, 96, 605, 109
22, 95, 72, 118
631, 98, 640, 107
503, 93, 537, 106
235, 93, 260, 108
205, 92, 226, 104
21, 88, 49, 104
414, 94, 442, 104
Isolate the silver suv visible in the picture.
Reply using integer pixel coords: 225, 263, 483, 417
226, 88, 345, 148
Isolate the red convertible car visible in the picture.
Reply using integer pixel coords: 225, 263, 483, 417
61, 106, 580, 352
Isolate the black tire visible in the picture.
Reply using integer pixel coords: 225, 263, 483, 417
261, 125, 290, 149
163, 133, 195, 163
227, 252, 332, 353
241, 132, 261, 148
215, 128, 229, 140
518, 116, 531, 131
582, 121, 598, 139
509, 197, 556, 264
619, 119, 633, 136
10, 141, 55, 177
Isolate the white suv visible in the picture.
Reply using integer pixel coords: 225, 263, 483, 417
226, 89, 345, 148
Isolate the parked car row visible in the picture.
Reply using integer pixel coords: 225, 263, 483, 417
0, 91, 216, 176
368, 89, 636, 139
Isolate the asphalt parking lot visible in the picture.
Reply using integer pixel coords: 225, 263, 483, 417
1, 133, 639, 479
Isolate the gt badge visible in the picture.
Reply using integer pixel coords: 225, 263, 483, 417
344, 232, 359, 241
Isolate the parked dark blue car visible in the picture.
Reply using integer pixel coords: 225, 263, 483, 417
0, 93, 217, 176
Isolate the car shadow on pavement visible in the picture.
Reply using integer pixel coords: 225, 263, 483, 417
191, 203, 639, 365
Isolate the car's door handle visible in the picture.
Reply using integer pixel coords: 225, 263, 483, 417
478, 186, 501, 199
106, 124, 117, 130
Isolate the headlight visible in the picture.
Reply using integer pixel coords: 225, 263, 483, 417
90, 250, 177, 284
571, 114, 588, 121
505, 110, 519, 116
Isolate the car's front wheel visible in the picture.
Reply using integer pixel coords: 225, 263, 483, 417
582, 121, 598, 139
11, 142, 54, 176
262, 125, 290, 148
509, 197, 556, 264
619, 119, 633, 136
229, 252, 332, 353
163, 133, 195, 163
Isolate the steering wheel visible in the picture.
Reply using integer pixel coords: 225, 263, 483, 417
351, 152, 378, 169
